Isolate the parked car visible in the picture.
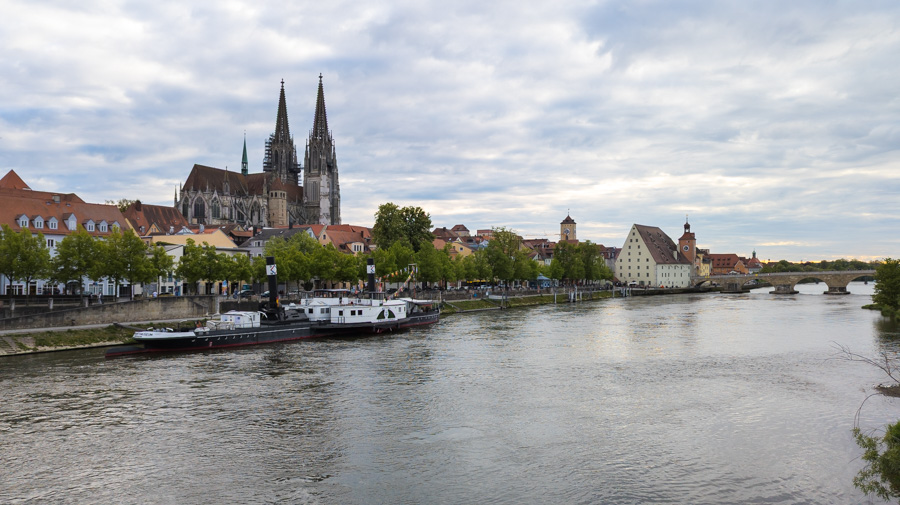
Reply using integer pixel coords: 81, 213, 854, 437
234, 289, 254, 299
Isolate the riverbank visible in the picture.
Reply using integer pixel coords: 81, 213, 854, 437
0, 290, 615, 356
0, 319, 202, 357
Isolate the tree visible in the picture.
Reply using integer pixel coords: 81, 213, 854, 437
0, 227, 53, 296
372, 203, 434, 252
838, 344, 900, 502
51, 227, 98, 295
148, 245, 175, 294
116, 230, 153, 298
415, 242, 444, 287
0, 225, 25, 294
105, 198, 136, 213
873, 258, 900, 317
176, 239, 216, 294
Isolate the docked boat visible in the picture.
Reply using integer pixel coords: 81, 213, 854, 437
105, 257, 439, 357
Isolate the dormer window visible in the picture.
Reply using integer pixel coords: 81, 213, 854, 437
111, 221, 120, 231
85, 220, 95, 232
17, 215, 28, 228
33, 216, 44, 229
67, 215, 77, 231
48, 217, 58, 230
99, 221, 108, 232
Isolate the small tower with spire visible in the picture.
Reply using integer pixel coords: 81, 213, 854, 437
303, 73, 341, 225
678, 215, 697, 266
241, 133, 249, 176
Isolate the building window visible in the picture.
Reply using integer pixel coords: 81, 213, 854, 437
49, 219, 58, 230
18, 217, 28, 227
47, 238, 55, 248
86, 222, 95, 232
34, 218, 44, 229
99, 222, 108, 232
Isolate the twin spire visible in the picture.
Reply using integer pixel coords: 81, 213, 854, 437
273, 79, 291, 143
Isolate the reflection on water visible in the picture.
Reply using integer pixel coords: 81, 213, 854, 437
1, 282, 898, 504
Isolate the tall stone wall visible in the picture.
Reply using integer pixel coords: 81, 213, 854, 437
0, 296, 218, 331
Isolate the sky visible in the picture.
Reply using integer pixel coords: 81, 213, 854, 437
2, 0, 898, 262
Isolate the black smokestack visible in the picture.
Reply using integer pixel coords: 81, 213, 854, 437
366, 257, 376, 293
266, 256, 278, 310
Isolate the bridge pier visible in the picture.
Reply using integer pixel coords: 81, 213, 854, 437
772, 284, 799, 295
824, 286, 850, 295
721, 282, 744, 293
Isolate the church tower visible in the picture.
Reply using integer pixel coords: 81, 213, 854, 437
263, 80, 302, 186
303, 74, 341, 225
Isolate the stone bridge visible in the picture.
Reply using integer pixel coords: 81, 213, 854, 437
697, 270, 875, 295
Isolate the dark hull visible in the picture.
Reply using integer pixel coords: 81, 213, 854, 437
105, 309, 440, 358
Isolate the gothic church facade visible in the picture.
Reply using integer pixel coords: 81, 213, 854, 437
176, 76, 341, 228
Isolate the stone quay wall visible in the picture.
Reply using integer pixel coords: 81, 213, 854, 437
0, 296, 219, 331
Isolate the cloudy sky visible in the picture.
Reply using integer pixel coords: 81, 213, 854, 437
2, 1, 898, 261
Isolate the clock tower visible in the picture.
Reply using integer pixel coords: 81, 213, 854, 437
678, 216, 697, 266
560, 213, 576, 242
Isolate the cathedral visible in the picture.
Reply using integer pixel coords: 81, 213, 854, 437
176, 76, 341, 228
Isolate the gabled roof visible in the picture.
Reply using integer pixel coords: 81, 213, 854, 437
0, 170, 29, 190
633, 224, 692, 265
0, 192, 128, 237
123, 201, 190, 235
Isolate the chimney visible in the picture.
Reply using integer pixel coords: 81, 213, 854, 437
52, 194, 60, 203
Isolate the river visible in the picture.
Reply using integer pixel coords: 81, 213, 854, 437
2, 282, 899, 504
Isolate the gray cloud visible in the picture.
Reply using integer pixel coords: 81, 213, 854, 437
1, 0, 898, 260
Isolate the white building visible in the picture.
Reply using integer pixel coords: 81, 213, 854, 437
616, 224, 693, 287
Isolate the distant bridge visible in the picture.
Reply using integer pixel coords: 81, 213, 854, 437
696, 270, 875, 295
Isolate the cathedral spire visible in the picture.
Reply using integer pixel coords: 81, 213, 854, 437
241, 132, 248, 175
313, 73, 329, 140
274, 79, 291, 143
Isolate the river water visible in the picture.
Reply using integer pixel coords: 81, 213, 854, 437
2, 282, 899, 504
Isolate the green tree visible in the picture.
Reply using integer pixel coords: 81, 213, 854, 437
853, 422, 900, 502
0, 225, 25, 293
105, 198, 137, 213
372, 203, 434, 252
223, 253, 253, 295
416, 242, 444, 287
873, 258, 900, 317
6, 225, 51, 296
91, 229, 151, 299
148, 245, 175, 294
176, 239, 214, 294
51, 227, 99, 295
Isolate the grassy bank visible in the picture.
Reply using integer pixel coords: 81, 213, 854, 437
0, 321, 204, 355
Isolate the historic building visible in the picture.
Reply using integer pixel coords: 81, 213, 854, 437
176, 76, 341, 228
0, 170, 129, 296
560, 214, 576, 242
616, 224, 693, 287
303, 75, 341, 226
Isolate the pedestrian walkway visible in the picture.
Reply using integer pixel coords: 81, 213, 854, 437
0, 318, 200, 336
